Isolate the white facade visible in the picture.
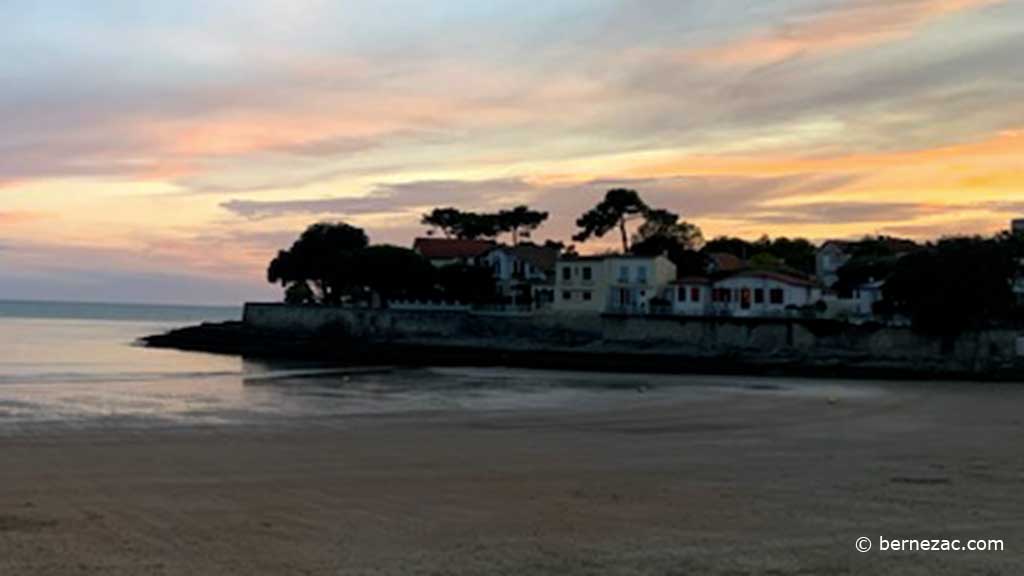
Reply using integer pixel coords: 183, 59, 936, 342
669, 279, 711, 316
670, 271, 822, 318
822, 280, 883, 319
554, 257, 606, 313
553, 255, 676, 314
815, 242, 851, 289
479, 246, 557, 308
480, 248, 549, 285
849, 281, 883, 316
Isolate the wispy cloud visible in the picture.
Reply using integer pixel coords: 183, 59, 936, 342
691, 0, 1005, 66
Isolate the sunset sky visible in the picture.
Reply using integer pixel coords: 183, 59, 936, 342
2, 0, 1022, 304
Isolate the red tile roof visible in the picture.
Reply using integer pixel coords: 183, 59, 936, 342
413, 237, 496, 260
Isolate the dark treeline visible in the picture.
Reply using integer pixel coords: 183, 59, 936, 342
266, 188, 1024, 336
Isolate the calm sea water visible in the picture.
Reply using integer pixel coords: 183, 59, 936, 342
0, 300, 868, 433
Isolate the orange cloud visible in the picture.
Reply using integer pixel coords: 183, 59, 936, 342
692, 0, 1004, 66
633, 129, 1024, 181
0, 211, 46, 225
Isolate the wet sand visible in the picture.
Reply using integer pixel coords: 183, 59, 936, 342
1, 378, 1022, 575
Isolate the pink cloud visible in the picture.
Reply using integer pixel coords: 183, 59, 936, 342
692, 0, 1004, 66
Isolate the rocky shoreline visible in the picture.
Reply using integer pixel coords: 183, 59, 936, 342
142, 321, 1024, 382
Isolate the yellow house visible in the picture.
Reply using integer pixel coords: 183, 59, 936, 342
553, 255, 676, 314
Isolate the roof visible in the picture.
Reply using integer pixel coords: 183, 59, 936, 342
719, 269, 819, 288
707, 252, 745, 272
510, 244, 559, 273
412, 238, 495, 260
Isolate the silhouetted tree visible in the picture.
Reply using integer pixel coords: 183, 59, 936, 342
267, 222, 369, 304
453, 212, 501, 240
834, 236, 920, 295
355, 245, 437, 306
765, 237, 816, 275
629, 209, 706, 276
632, 208, 703, 250
748, 252, 783, 270
497, 206, 549, 245
284, 282, 316, 305
703, 236, 755, 260
882, 236, 1015, 335
438, 263, 497, 304
423, 207, 548, 242
421, 208, 465, 238
574, 188, 649, 252
702, 235, 816, 275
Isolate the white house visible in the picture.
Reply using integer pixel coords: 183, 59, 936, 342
479, 243, 560, 308
815, 241, 853, 289
553, 254, 676, 314
670, 270, 821, 317
670, 276, 711, 316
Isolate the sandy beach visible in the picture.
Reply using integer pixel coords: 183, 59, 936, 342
1, 375, 1022, 575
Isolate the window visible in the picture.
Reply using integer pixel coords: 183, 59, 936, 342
754, 288, 764, 304
770, 289, 785, 304
619, 266, 629, 282
582, 266, 592, 281
562, 291, 572, 301
582, 291, 592, 301
740, 288, 752, 310
677, 286, 687, 302
561, 267, 571, 281
636, 266, 648, 283
712, 288, 731, 303
691, 287, 701, 302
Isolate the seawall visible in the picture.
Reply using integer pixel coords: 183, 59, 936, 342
238, 303, 1024, 378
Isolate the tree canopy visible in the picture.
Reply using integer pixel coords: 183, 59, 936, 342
354, 245, 437, 303
267, 222, 369, 304
881, 236, 1016, 335
573, 188, 649, 252
628, 208, 706, 275
419, 208, 465, 239
421, 206, 548, 244
702, 235, 816, 275
498, 205, 549, 245
834, 236, 920, 295
438, 263, 498, 304
632, 208, 703, 251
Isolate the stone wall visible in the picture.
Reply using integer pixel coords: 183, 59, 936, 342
242, 303, 1022, 369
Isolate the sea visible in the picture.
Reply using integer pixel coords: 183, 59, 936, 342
0, 300, 871, 433
0, 300, 690, 432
